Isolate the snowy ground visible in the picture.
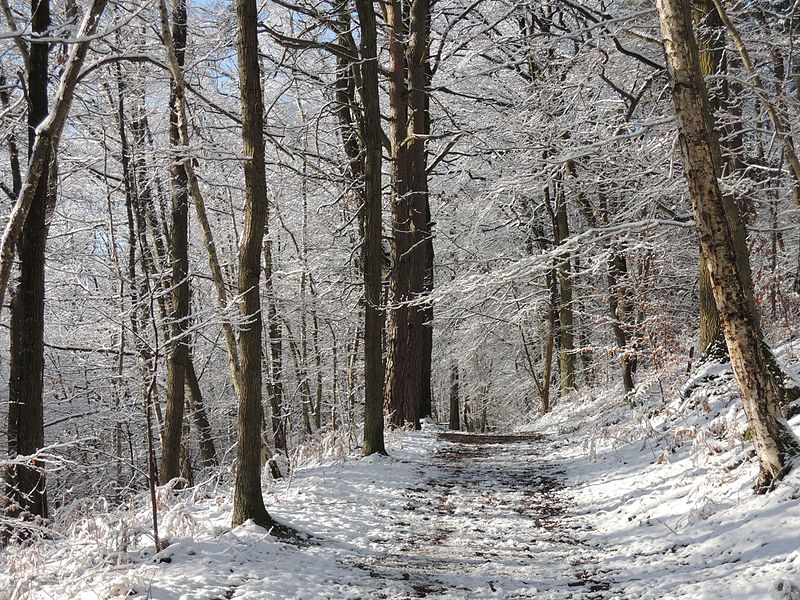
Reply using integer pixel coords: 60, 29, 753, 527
4, 429, 608, 599
5, 374, 800, 599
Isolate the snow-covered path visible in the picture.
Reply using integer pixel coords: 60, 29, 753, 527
16, 429, 614, 599
347, 431, 608, 598
11, 421, 800, 599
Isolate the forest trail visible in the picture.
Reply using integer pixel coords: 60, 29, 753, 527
346, 431, 612, 599
13, 430, 623, 599
14, 423, 799, 599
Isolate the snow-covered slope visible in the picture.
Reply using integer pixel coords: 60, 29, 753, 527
527, 358, 800, 599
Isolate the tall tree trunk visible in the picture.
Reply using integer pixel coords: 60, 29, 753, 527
121, 63, 216, 473
418, 0, 434, 421
568, 159, 635, 393
541, 281, 556, 414
263, 236, 286, 452
331, 14, 367, 438
312, 308, 323, 430
231, 0, 276, 528
420, 204, 434, 419
298, 271, 313, 436
656, 0, 800, 491
160, 0, 190, 485
6, 0, 51, 524
384, 0, 429, 429
448, 362, 460, 430
554, 178, 575, 395
356, 0, 386, 456
346, 323, 360, 420
119, 131, 162, 535
123, 100, 167, 436
695, 0, 727, 355
607, 252, 635, 394
158, 0, 243, 416
329, 322, 339, 430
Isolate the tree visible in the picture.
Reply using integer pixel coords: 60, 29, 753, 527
553, 175, 576, 395
656, 0, 800, 490
383, 0, 433, 429
356, 0, 387, 456
3, 0, 108, 528
5, 0, 52, 525
160, 0, 190, 485
448, 362, 460, 430
231, 0, 277, 527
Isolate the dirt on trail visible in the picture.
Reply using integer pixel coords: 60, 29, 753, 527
353, 431, 613, 599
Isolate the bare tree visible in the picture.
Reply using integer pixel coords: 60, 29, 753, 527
230, 0, 279, 527
357, 0, 387, 456
160, 0, 190, 485
656, 0, 800, 491
383, 0, 433, 429
5, 0, 52, 526
4, 0, 108, 528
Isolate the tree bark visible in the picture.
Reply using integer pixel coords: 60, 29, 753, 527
5, 0, 52, 525
607, 252, 635, 394
554, 179, 575, 395
160, 0, 190, 485
448, 362, 460, 430
0, 67, 22, 199
656, 0, 800, 491
567, 162, 634, 393
356, 0, 386, 456
263, 237, 286, 452
418, 2, 434, 421
383, 0, 431, 429
695, 0, 726, 355
231, 0, 276, 528
185, 358, 218, 468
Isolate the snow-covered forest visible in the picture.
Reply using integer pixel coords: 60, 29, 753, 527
2, 0, 800, 596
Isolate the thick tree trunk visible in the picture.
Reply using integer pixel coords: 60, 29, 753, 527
694, 0, 757, 357
383, 0, 430, 429
356, 0, 386, 456
231, 0, 275, 528
161, 0, 190, 485
5, 0, 51, 524
657, 0, 800, 491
